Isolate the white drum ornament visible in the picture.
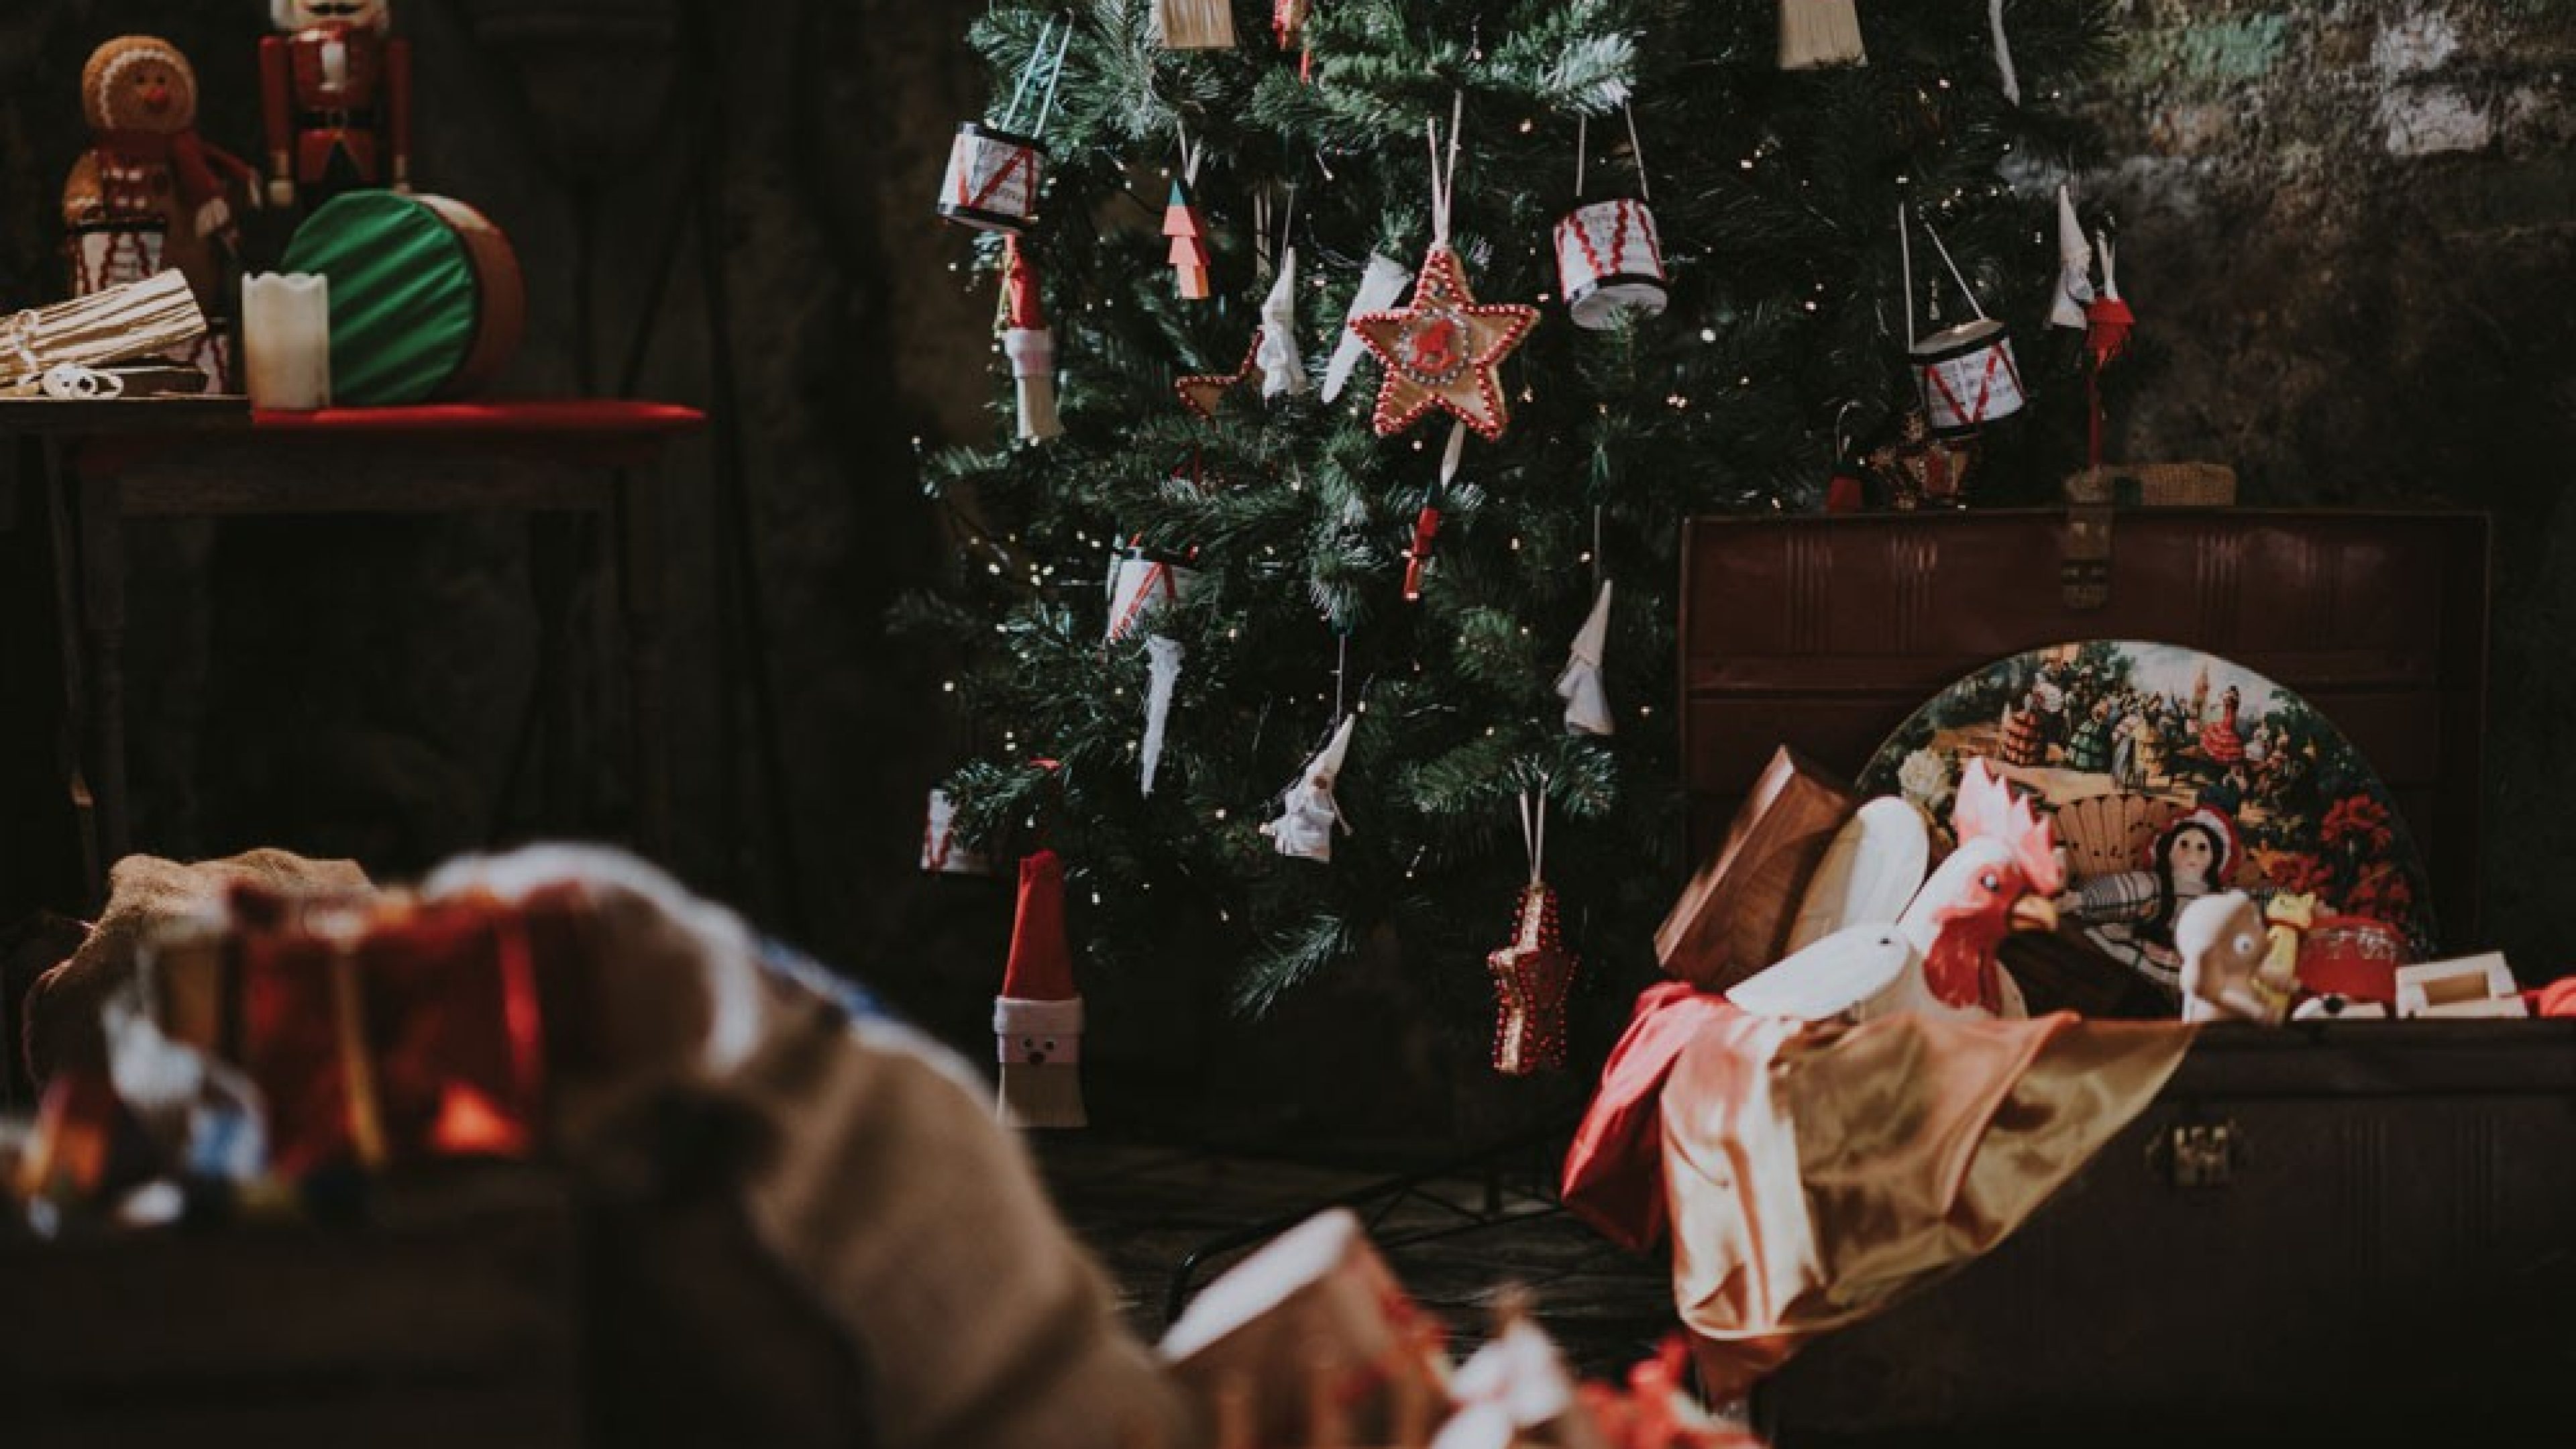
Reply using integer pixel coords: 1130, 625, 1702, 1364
1911, 317, 2025, 435
936, 122, 1046, 233
1552, 199, 1667, 330
1105, 553, 1201, 643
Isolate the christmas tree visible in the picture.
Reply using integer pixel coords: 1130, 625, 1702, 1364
912, 1, 2118, 1055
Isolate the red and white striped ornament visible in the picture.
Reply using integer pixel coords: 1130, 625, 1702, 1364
1554, 199, 1665, 331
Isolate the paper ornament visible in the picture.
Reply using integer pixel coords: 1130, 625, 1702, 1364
1255, 246, 1306, 398
1554, 198, 1667, 331
921, 788, 997, 875
1142, 635, 1184, 796
1348, 244, 1538, 442
1106, 551, 1199, 643
1175, 334, 1265, 421
1165, 176, 1213, 299
1780, 0, 1867, 70
1261, 714, 1354, 863
998, 235, 1061, 441
1324, 253, 1411, 402
2050, 183, 2095, 330
994, 850, 1085, 1129
1152, 0, 1236, 50
1555, 580, 1615, 735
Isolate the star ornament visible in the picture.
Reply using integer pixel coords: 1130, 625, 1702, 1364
1174, 335, 1266, 421
1349, 244, 1539, 442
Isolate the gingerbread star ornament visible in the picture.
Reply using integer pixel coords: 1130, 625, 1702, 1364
1174, 335, 1265, 421
1349, 244, 1538, 441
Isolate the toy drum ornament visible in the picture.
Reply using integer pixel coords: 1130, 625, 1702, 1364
937, 122, 1046, 233
281, 191, 525, 405
1553, 198, 1667, 329
1911, 316, 2025, 435
1104, 551, 1200, 643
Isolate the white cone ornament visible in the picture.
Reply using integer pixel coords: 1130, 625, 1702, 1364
1988, 0, 2022, 105
2050, 184, 2095, 330
1106, 552, 1200, 643
995, 849, 1085, 1129
1323, 252, 1411, 402
920, 788, 996, 875
1256, 246, 1307, 398
1554, 580, 1615, 736
1141, 635, 1184, 796
999, 236, 1061, 441
1262, 714, 1354, 863
1780, 0, 1867, 69
1553, 199, 1667, 330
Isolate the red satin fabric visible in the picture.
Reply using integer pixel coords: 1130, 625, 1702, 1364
1560, 981, 1739, 1252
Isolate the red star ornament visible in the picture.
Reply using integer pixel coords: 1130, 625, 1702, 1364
1349, 244, 1539, 442
1174, 334, 1266, 421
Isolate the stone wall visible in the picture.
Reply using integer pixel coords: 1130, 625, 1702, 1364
1, 2, 2569, 1096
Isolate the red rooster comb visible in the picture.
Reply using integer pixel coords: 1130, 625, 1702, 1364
1953, 759, 2063, 895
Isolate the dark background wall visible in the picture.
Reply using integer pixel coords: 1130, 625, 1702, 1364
1, 1, 2569, 1084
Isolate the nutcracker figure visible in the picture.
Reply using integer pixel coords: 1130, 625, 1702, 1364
260, 0, 413, 210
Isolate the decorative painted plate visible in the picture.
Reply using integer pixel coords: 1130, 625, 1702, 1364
1857, 641, 2436, 992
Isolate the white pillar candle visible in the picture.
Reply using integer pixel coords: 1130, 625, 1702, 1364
241, 272, 331, 410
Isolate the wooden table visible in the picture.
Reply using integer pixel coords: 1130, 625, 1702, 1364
28, 399, 703, 903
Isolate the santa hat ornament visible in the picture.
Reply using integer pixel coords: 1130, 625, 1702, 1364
1780, 0, 1867, 70
998, 236, 1061, 441
1552, 108, 1667, 331
1554, 580, 1615, 736
2084, 231, 2136, 469
936, 19, 1071, 233
994, 849, 1085, 1129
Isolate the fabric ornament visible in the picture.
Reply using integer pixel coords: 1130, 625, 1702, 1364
1255, 245, 1306, 398
1350, 244, 1538, 442
1350, 101, 1539, 442
1261, 714, 1354, 863
1489, 790, 1577, 1076
1780, 0, 1866, 70
1323, 252, 1411, 402
1175, 334, 1264, 421
998, 235, 1061, 441
1556, 580, 1615, 736
2049, 183, 2094, 330
995, 849, 1086, 1130
1140, 635, 1184, 796
921, 788, 997, 876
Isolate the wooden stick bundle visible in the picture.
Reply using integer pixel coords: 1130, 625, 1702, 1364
0, 270, 208, 393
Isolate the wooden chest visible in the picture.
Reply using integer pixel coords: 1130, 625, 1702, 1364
1678, 511, 2575, 1444
1679, 509, 2491, 941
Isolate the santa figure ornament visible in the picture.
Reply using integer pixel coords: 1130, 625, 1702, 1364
994, 849, 1085, 1128
1256, 245, 1307, 398
998, 235, 1061, 441
1555, 580, 1615, 735
1350, 101, 1538, 443
261, 0, 412, 210
2083, 230, 2136, 470
1262, 714, 1354, 863
1488, 789, 1577, 1075
2049, 184, 2094, 330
